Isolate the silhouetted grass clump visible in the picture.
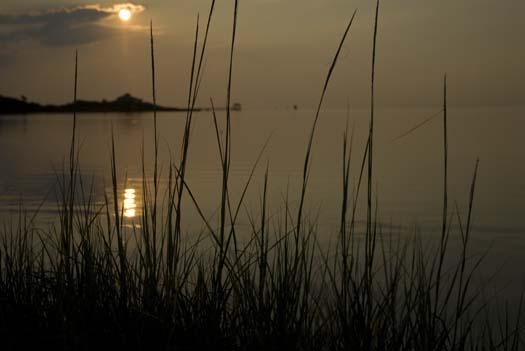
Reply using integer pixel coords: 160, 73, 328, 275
0, 1, 523, 350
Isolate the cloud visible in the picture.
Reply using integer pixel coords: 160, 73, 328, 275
0, 3, 146, 47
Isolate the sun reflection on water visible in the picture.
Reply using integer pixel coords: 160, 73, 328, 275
123, 188, 137, 218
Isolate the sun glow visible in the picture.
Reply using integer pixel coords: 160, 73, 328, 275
118, 8, 132, 22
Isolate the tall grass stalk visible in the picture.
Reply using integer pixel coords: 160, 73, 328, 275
296, 9, 357, 241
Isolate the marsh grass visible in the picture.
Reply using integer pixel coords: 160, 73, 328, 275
0, 1, 523, 350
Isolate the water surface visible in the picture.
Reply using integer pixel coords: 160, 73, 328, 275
1, 107, 524, 300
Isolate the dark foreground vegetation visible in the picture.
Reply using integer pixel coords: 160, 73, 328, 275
0, 1, 523, 350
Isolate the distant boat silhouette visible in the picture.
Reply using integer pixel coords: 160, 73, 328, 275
232, 103, 242, 111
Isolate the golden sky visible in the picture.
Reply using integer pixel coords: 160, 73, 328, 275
0, 0, 524, 108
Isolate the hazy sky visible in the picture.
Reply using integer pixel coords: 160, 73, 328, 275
0, 0, 524, 108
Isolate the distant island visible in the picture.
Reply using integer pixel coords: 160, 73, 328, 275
0, 93, 242, 115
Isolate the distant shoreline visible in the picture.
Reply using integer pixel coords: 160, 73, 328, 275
0, 93, 241, 115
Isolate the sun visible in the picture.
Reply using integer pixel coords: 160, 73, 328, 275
119, 8, 132, 22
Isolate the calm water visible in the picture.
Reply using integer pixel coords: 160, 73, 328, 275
1, 107, 525, 300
